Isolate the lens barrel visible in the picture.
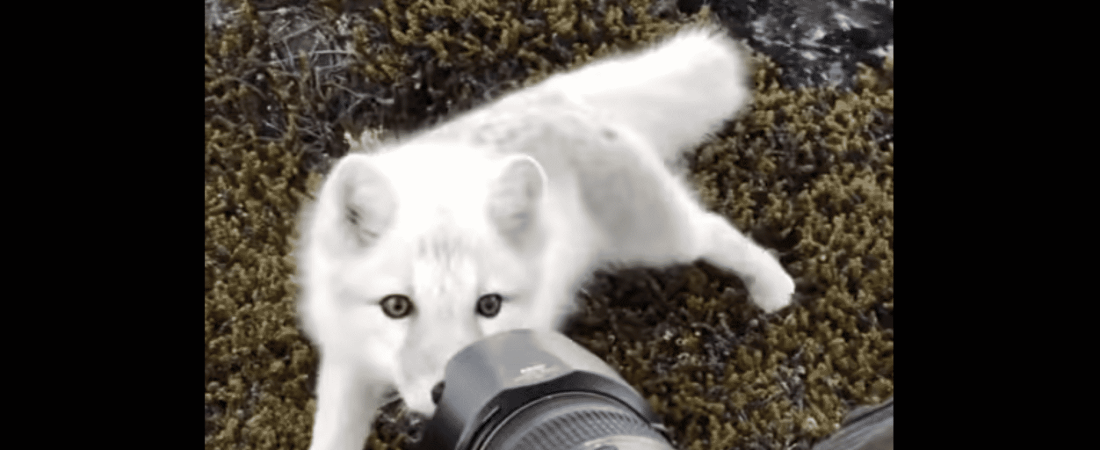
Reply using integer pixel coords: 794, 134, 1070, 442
482, 391, 671, 450
417, 329, 674, 450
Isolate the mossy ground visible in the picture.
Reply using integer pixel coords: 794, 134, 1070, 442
205, 1, 893, 449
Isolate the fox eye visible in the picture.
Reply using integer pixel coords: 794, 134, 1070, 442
380, 294, 413, 319
476, 293, 502, 318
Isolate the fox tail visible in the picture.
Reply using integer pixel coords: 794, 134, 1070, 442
544, 25, 754, 162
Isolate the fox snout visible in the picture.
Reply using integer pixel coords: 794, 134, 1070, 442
397, 349, 450, 416
399, 376, 446, 418
397, 318, 483, 416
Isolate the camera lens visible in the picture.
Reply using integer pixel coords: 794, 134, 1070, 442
481, 392, 671, 450
417, 329, 674, 450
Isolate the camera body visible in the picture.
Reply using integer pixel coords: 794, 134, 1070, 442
417, 329, 675, 450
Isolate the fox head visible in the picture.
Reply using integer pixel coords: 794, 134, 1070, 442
298, 143, 549, 417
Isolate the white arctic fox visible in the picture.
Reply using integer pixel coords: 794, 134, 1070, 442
295, 26, 796, 450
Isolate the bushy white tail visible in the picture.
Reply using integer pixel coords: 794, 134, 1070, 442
544, 26, 753, 161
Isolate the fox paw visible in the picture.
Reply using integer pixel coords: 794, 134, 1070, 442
749, 273, 795, 313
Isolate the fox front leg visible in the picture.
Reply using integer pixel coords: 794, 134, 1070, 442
308, 360, 392, 450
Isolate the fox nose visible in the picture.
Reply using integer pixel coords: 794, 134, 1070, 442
431, 381, 445, 404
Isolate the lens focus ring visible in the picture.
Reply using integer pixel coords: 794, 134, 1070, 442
482, 393, 670, 450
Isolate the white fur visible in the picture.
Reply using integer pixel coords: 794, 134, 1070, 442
295, 26, 794, 450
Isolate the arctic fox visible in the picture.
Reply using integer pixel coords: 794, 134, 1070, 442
295, 26, 796, 450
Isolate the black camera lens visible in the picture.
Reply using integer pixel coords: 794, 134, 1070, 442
417, 329, 674, 450
481, 391, 670, 450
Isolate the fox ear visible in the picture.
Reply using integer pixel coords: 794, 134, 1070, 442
321, 155, 396, 251
488, 154, 546, 245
